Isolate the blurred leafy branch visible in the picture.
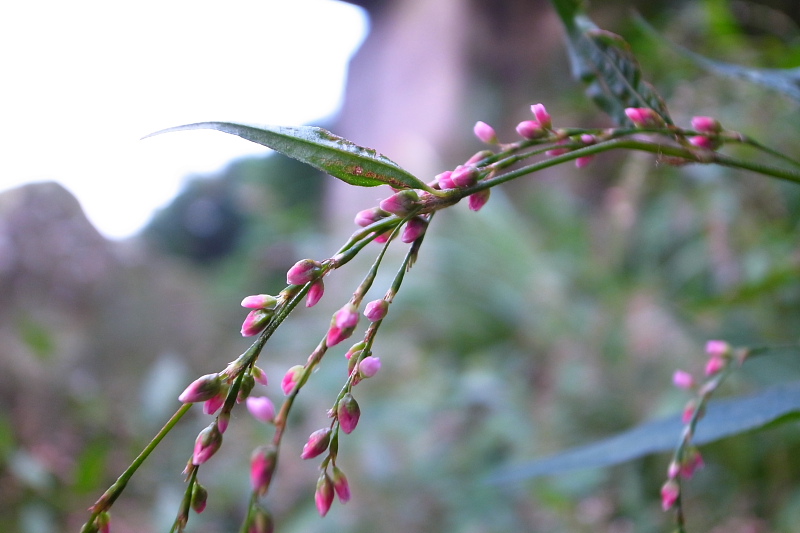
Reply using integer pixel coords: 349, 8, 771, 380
77, 1, 800, 532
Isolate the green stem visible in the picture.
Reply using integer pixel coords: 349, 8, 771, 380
81, 403, 193, 532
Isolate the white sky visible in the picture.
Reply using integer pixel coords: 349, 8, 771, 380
0, 0, 368, 239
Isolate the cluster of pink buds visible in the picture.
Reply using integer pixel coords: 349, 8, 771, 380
689, 115, 723, 151
515, 103, 553, 140
286, 259, 326, 307
240, 294, 278, 337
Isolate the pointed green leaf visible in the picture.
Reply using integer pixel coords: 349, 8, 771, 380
489, 381, 800, 483
635, 15, 800, 102
549, 0, 672, 125
145, 122, 433, 192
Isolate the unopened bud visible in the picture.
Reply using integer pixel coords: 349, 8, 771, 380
624, 107, 662, 127
241, 294, 278, 310
691, 116, 721, 133
248, 506, 274, 533
473, 121, 498, 144
241, 308, 273, 337
251, 365, 268, 386
531, 103, 552, 129
450, 165, 478, 188
301, 427, 332, 460
281, 365, 305, 396
661, 479, 680, 511
401, 216, 428, 243
379, 190, 420, 217
516, 120, 546, 140
354, 207, 388, 227
286, 259, 323, 286
179, 374, 223, 404
246, 396, 276, 423
191, 483, 208, 514
332, 465, 351, 503
315, 472, 335, 517
250, 445, 278, 495
364, 299, 389, 322
468, 189, 491, 211
358, 356, 382, 379
306, 279, 325, 308
336, 393, 361, 434
192, 422, 223, 465
436, 170, 455, 190
237, 373, 256, 402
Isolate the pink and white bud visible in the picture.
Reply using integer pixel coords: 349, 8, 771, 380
315, 472, 335, 517
281, 365, 305, 396
241, 294, 278, 310
217, 411, 230, 434
624, 107, 661, 127
401, 216, 428, 243
379, 190, 420, 216
468, 189, 491, 212
336, 393, 361, 434
672, 369, 695, 390
358, 356, 382, 378
661, 479, 680, 511
354, 207, 388, 227
450, 165, 479, 188
192, 422, 223, 465
473, 121, 498, 144
436, 170, 455, 190
250, 445, 278, 495
179, 374, 223, 404
191, 483, 208, 514
334, 304, 360, 330
241, 308, 273, 337
689, 135, 717, 150
691, 116, 721, 133
301, 427, 332, 460
705, 340, 730, 358
306, 279, 325, 308
364, 299, 389, 322
246, 396, 276, 423
466, 150, 493, 166
531, 103, 552, 129
203, 391, 226, 415
286, 259, 322, 286
516, 120, 546, 140
704, 355, 725, 376
252, 365, 268, 386
332, 466, 351, 503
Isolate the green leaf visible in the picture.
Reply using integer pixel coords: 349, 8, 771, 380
635, 15, 800, 102
145, 122, 433, 192
549, 0, 672, 125
489, 381, 800, 483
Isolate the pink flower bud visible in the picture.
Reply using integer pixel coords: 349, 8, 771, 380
546, 139, 570, 157
336, 393, 361, 434
689, 135, 717, 150
379, 190, 420, 216
516, 120, 546, 140
436, 170, 455, 190
354, 207, 388, 227
531, 103, 552, 129
217, 411, 230, 434
179, 374, 223, 404
301, 427, 332, 459
704, 355, 725, 376
364, 299, 389, 322
250, 445, 278, 495
286, 259, 322, 286
705, 340, 730, 358
246, 396, 276, 423
401, 216, 428, 243
468, 189, 491, 212
466, 150, 493, 166
326, 326, 352, 347
306, 279, 325, 308
661, 479, 680, 511
473, 121, 498, 144
450, 165, 478, 188
192, 423, 223, 465
335, 304, 359, 329
191, 483, 208, 514
691, 116, 721, 133
203, 391, 226, 415
667, 460, 680, 480
624, 107, 661, 127
680, 448, 704, 479
241, 308, 273, 337
672, 370, 695, 390
241, 294, 278, 310
237, 373, 256, 403
345, 342, 365, 360
315, 472, 335, 517
332, 466, 351, 503
281, 365, 305, 396
682, 400, 696, 424
358, 356, 382, 378
252, 365, 268, 386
